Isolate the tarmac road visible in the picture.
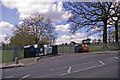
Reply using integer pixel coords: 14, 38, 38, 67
2, 51, 120, 79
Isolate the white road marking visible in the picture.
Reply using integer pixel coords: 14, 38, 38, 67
67, 66, 72, 73
99, 61, 105, 65
4, 76, 14, 78
58, 65, 102, 76
106, 57, 115, 60
106, 57, 119, 61
20, 74, 30, 79
49, 61, 94, 71
114, 57, 119, 60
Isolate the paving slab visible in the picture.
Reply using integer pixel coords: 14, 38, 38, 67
0, 57, 42, 69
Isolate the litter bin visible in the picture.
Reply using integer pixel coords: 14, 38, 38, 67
24, 45, 31, 58
51, 45, 58, 55
75, 44, 82, 53
82, 44, 89, 52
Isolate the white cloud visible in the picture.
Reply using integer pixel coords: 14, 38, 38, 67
55, 33, 103, 45
1, 0, 72, 22
0, 34, 7, 41
0, 21, 14, 43
55, 33, 87, 45
55, 24, 70, 32
0, 34, 10, 44
0, 21, 14, 29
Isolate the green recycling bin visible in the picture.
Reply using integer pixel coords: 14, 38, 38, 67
75, 44, 82, 53
24, 45, 31, 58
51, 45, 58, 55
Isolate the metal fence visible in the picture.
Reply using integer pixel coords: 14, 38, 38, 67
58, 42, 120, 53
0, 42, 119, 63
58, 45, 75, 53
0, 46, 24, 63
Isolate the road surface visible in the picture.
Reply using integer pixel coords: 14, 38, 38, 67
2, 51, 120, 79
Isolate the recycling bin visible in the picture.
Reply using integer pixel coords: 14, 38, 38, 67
74, 44, 82, 53
44, 45, 52, 55
82, 44, 89, 52
24, 45, 31, 58
51, 45, 58, 55
34, 44, 44, 56
30, 45, 36, 57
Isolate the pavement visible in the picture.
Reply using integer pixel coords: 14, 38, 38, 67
2, 50, 119, 79
0, 50, 119, 69
0, 57, 42, 69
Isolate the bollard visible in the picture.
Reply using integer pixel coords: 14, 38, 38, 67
15, 57, 19, 64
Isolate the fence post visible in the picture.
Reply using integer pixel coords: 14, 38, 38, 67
15, 57, 18, 64
62, 45, 64, 53
68, 45, 70, 53
64, 45, 66, 53
13, 46, 19, 61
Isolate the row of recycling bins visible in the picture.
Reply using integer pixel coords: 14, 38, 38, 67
24, 44, 89, 58
24, 44, 58, 58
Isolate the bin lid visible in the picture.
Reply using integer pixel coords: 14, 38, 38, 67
34, 44, 38, 48
24, 45, 31, 48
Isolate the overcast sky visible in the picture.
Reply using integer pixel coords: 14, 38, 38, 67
0, 0, 102, 45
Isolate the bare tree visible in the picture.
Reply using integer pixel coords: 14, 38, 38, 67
107, 26, 114, 43
63, 2, 113, 48
24, 12, 57, 44
108, 1, 120, 42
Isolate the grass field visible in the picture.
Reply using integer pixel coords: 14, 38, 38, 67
0, 50, 24, 64
88, 44, 119, 52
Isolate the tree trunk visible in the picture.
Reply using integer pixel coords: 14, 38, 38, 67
102, 21, 108, 49
35, 37, 39, 44
115, 22, 118, 42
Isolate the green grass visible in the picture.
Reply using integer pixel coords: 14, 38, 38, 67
88, 45, 103, 52
19, 50, 24, 59
0, 50, 24, 64
88, 44, 119, 52
0, 50, 14, 64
